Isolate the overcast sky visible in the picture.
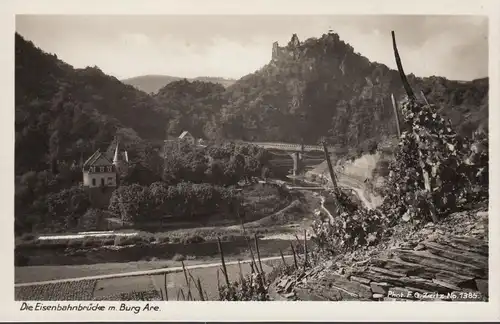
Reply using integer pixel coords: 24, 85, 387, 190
15, 15, 488, 81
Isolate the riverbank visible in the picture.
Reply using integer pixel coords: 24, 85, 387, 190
15, 182, 322, 283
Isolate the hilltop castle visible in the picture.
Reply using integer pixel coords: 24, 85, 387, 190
271, 32, 344, 62
272, 33, 301, 61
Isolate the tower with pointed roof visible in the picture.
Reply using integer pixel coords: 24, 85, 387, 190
112, 140, 129, 177
113, 140, 123, 171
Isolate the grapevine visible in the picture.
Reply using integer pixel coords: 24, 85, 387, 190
311, 31, 488, 258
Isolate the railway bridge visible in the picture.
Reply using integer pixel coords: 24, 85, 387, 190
164, 138, 341, 176
239, 141, 340, 176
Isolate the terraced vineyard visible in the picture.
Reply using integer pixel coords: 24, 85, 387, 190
15, 280, 97, 301
269, 207, 489, 301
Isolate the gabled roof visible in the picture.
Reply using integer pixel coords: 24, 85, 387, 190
83, 150, 113, 168
179, 131, 193, 139
83, 150, 101, 167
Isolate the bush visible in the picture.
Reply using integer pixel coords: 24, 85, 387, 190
382, 98, 486, 221
102, 238, 115, 246
172, 253, 186, 261
78, 208, 104, 231
218, 272, 269, 301
109, 182, 242, 224
156, 236, 170, 244
46, 186, 91, 230
161, 142, 272, 187
66, 238, 84, 249
182, 235, 205, 244
311, 190, 387, 256
114, 235, 146, 246
81, 237, 102, 248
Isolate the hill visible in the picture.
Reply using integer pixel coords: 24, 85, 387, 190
122, 75, 236, 94
15, 33, 169, 176
15, 30, 489, 173
215, 33, 488, 148
153, 79, 227, 139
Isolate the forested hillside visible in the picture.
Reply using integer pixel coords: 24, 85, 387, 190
15, 33, 168, 176
153, 79, 226, 139
122, 75, 236, 94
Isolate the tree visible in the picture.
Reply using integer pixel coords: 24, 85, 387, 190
46, 186, 91, 230
109, 184, 152, 223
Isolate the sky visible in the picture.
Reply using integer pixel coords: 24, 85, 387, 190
15, 15, 488, 81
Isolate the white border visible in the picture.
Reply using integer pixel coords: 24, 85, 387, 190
1, 0, 499, 321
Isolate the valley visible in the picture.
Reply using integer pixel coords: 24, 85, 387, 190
14, 23, 489, 303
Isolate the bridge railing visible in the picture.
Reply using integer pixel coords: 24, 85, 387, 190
242, 141, 337, 152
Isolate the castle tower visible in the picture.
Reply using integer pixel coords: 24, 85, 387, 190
272, 41, 279, 60
113, 140, 123, 173
289, 33, 300, 47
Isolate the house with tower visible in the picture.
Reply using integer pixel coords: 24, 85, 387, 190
82, 141, 128, 207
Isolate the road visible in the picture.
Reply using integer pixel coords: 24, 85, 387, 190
337, 174, 380, 210
284, 172, 381, 210
15, 255, 292, 287
16, 255, 293, 301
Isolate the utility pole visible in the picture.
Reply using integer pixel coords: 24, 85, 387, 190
391, 93, 401, 138
322, 141, 341, 197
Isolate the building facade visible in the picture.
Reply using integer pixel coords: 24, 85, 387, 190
82, 142, 128, 208
82, 151, 117, 188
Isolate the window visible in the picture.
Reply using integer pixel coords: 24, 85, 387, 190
107, 166, 112, 172
108, 177, 113, 182
90, 167, 95, 173
100, 178, 105, 186
100, 167, 104, 172
92, 178, 96, 186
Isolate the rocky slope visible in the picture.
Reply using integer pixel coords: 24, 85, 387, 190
269, 204, 488, 301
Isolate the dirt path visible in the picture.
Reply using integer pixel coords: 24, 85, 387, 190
337, 174, 382, 210
293, 172, 382, 210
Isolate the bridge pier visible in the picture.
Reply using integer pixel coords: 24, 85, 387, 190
290, 152, 305, 176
